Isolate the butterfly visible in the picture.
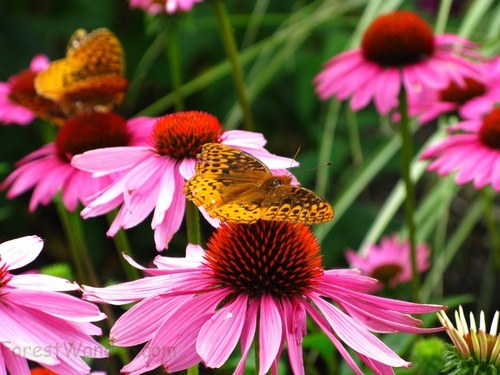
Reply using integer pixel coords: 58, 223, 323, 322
34, 28, 128, 116
183, 143, 334, 224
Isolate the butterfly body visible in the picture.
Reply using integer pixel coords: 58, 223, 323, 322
184, 143, 334, 224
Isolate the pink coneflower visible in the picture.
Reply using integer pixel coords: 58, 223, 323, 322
409, 58, 500, 123
421, 107, 500, 190
129, 0, 203, 14
83, 220, 444, 375
314, 10, 484, 115
1, 112, 155, 211
0, 55, 65, 126
345, 234, 430, 289
0, 235, 107, 374
71, 111, 298, 251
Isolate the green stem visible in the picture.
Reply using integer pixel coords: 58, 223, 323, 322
185, 201, 201, 375
210, 0, 254, 131
315, 100, 340, 198
434, 0, 453, 34
54, 199, 118, 330
106, 212, 141, 281
186, 363, 199, 375
185, 200, 201, 245
55, 198, 88, 284
166, 29, 185, 112
346, 107, 363, 166
398, 87, 420, 302
482, 187, 500, 270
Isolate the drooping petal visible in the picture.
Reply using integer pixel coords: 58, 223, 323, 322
258, 295, 283, 375
197, 293, 248, 367
310, 294, 409, 367
234, 299, 259, 375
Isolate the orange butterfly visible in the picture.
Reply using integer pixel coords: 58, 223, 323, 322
184, 143, 334, 224
35, 28, 128, 116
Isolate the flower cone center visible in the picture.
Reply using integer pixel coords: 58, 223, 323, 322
439, 77, 486, 104
30, 369, 58, 375
152, 111, 223, 160
55, 112, 130, 162
9, 69, 37, 94
8, 70, 67, 125
361, 11, 435, 66
371, 264, 403, 284
205, 221, 324, 299
479, 107, 500, 150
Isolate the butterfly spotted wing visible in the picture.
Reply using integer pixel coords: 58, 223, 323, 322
34, 28, 128, 114
183, 143, 334, 224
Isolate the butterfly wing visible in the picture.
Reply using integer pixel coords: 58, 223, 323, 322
194, 143, 271, 178
34, 59, 75, 101
67, 28, 125, 78
35, 28, 125, 103
184, 143, 270, 222
259, 185, 334, 224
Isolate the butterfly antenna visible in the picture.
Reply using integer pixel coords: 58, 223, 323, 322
297, 162, 332, 174
288, 146, 301, 171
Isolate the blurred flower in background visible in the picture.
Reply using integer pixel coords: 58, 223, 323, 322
409, 57, 500, 124
0, 235, 107, 374
345, 234, 430, 289
1, 113, 156, 211
421, 107, 500, 191
0, 55, 65, 126
314, 10, 484, 115
129, 0, 203, 14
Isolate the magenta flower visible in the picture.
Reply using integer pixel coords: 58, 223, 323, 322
71, 111, 298, 251
0, 55, 65, 126
409, 58, 500, 123
421, 107, 500, 191
0, 235, 107, 374
83, 220, 444, 375
314, 10, 484, 115
345, 234, 430, 289
129, 0, 203, 14
1, 112, 155, 211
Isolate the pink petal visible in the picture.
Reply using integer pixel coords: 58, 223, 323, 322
1, 347, 30, 375
303, 302, 366, 375
153, 172, 186, 251
8, 274, 78, 292
374, 68, 400, 114
71, 147, 151, 175
234, 299, 259, 375
29, 55, 50, 72
258, 295, 282, 375
111, 295, 191, 346
82, 275, 178, 304
282, 298, 306, 375
178, 157, 196, 180
222, 129, 267, 147
0, 235, 43, 270
310, 295, 409, 367
197, 293, 248, 367
2, 290, 105, 322
350, 69, 378, 111
152, 161, 176, 226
